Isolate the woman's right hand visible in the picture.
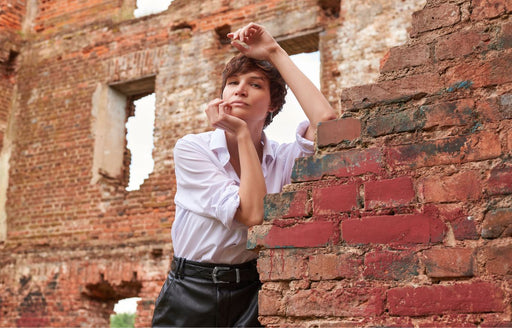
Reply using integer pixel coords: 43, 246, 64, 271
205, 98, 248, 136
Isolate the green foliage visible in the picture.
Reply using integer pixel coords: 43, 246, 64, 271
110, 312, 135, 328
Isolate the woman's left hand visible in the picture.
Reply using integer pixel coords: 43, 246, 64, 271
227, 23, 279, 61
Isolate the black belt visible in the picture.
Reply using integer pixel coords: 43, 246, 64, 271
171, 257, 259, 284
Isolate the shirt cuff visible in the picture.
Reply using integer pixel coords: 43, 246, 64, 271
215, 184, 240, 229
295, 120, 315, 154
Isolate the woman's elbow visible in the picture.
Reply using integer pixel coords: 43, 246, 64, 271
319, 110, 337, 123
235, 208, 264, 227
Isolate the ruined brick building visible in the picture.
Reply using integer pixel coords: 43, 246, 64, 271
1, 0, 511, 326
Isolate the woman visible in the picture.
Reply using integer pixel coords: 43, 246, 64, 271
152, 22, 337, 327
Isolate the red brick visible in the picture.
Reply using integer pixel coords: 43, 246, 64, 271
421, 171, 482, 203
264, 190, 310, 220
364, 176, 415, 209
363, 250, 419, 281
482, 208, 512, 239
381, 44, 431, 72
499, 93, 512, 119
258, 249, 306, 281
388, 282, 506, 316
339, 73, 442, 110
436, 28, 490, 60
342, 214, 445, 245
286, 282, 385, 317
498, 21, 512, 50
308, 253, 362, 280
317, 117, 361, 147
366, 108, 424, 137
422, 247, 475, 278
259, 287, 284, 316
422, 99, 476, 129
446, 52, 512, 88
259, 221, 340, 249
411, 4, 461, 36
481, 244, 512, 275
313, 183, 359, 215
292, 148, 383, 182
387, 131, 501, 168
486, 164, 512, 195
471, 0, 509, 20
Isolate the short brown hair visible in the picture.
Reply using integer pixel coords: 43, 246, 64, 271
221, 54, 287, 128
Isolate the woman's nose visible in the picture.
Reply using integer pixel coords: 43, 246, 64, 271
234, 84, 247, 96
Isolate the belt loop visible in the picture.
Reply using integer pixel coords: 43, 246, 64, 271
175, 257, 185, 280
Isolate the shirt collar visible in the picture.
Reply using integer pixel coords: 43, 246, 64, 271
261, 131, 275, 164
209, 129, 276, 167
210, 129, 230, 167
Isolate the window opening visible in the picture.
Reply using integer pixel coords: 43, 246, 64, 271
110, 297, 141, 328
265, 51, 320, 144
126, 94, 155, 191
134, 0, 174, 17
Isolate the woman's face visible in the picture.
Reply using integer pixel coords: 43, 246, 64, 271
222, 70, 273, 125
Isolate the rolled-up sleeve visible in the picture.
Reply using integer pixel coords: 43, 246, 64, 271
173, 138, 240, 229
295, 120, 315, 155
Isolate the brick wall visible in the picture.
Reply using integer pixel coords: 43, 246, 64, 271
251, 0, 512, 326
3, 0, 506, 326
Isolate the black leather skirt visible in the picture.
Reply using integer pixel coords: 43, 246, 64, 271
152, 257, 262, 327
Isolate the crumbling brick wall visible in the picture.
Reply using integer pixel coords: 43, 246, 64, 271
251, 0, 512, 326
2, 0, 509, 327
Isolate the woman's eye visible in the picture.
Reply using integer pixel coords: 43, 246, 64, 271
251, 83, 261, 88
228, 81, 238, 85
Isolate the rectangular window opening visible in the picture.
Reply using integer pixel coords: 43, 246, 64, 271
125, 93, 155, 191
265, 31, 321, 143
91, 76, 155, 191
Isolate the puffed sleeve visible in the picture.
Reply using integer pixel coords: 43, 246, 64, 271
173, 137, 240, 229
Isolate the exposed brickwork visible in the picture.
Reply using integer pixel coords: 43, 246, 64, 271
252, 0, 512, 326
2, 0, 510, 327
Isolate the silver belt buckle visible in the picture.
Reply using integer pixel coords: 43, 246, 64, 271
212, 266, 240, 283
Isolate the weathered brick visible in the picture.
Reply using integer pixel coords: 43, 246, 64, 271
446, 52, 512, 89
339, 73, 442, 111
380, 44, 431, 72
423, 204, 479, 241
366, 108, 425, 137
411, 3, 461, 36
386, 131, 502, 168
313, 183, 359, 215
264, 190, 310, 220
481, 244, 512, 275
388, 282, 506, 316
499, 93, 512, 119
317, 117, 361, 147
259, 287, 284, 316
436, 28, 490, 60
308, 253, 362, 280
291, 148, 383, 182
258, 249, 306, 281
497, 21, 512, 50
286, 282, 385, 317
486, 164, 512, 195
255, 221, 340, 249
342, 214, 446, 245
364, 176, 415, 209
471, 0, 509, 20
422, 99, 476, 129
482, 208, 512, 239
363, 250, 419, 281
422, 247, 475, 278
421, 171, 482, 203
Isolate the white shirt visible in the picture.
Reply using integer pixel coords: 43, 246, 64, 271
171, 121, 314, 264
